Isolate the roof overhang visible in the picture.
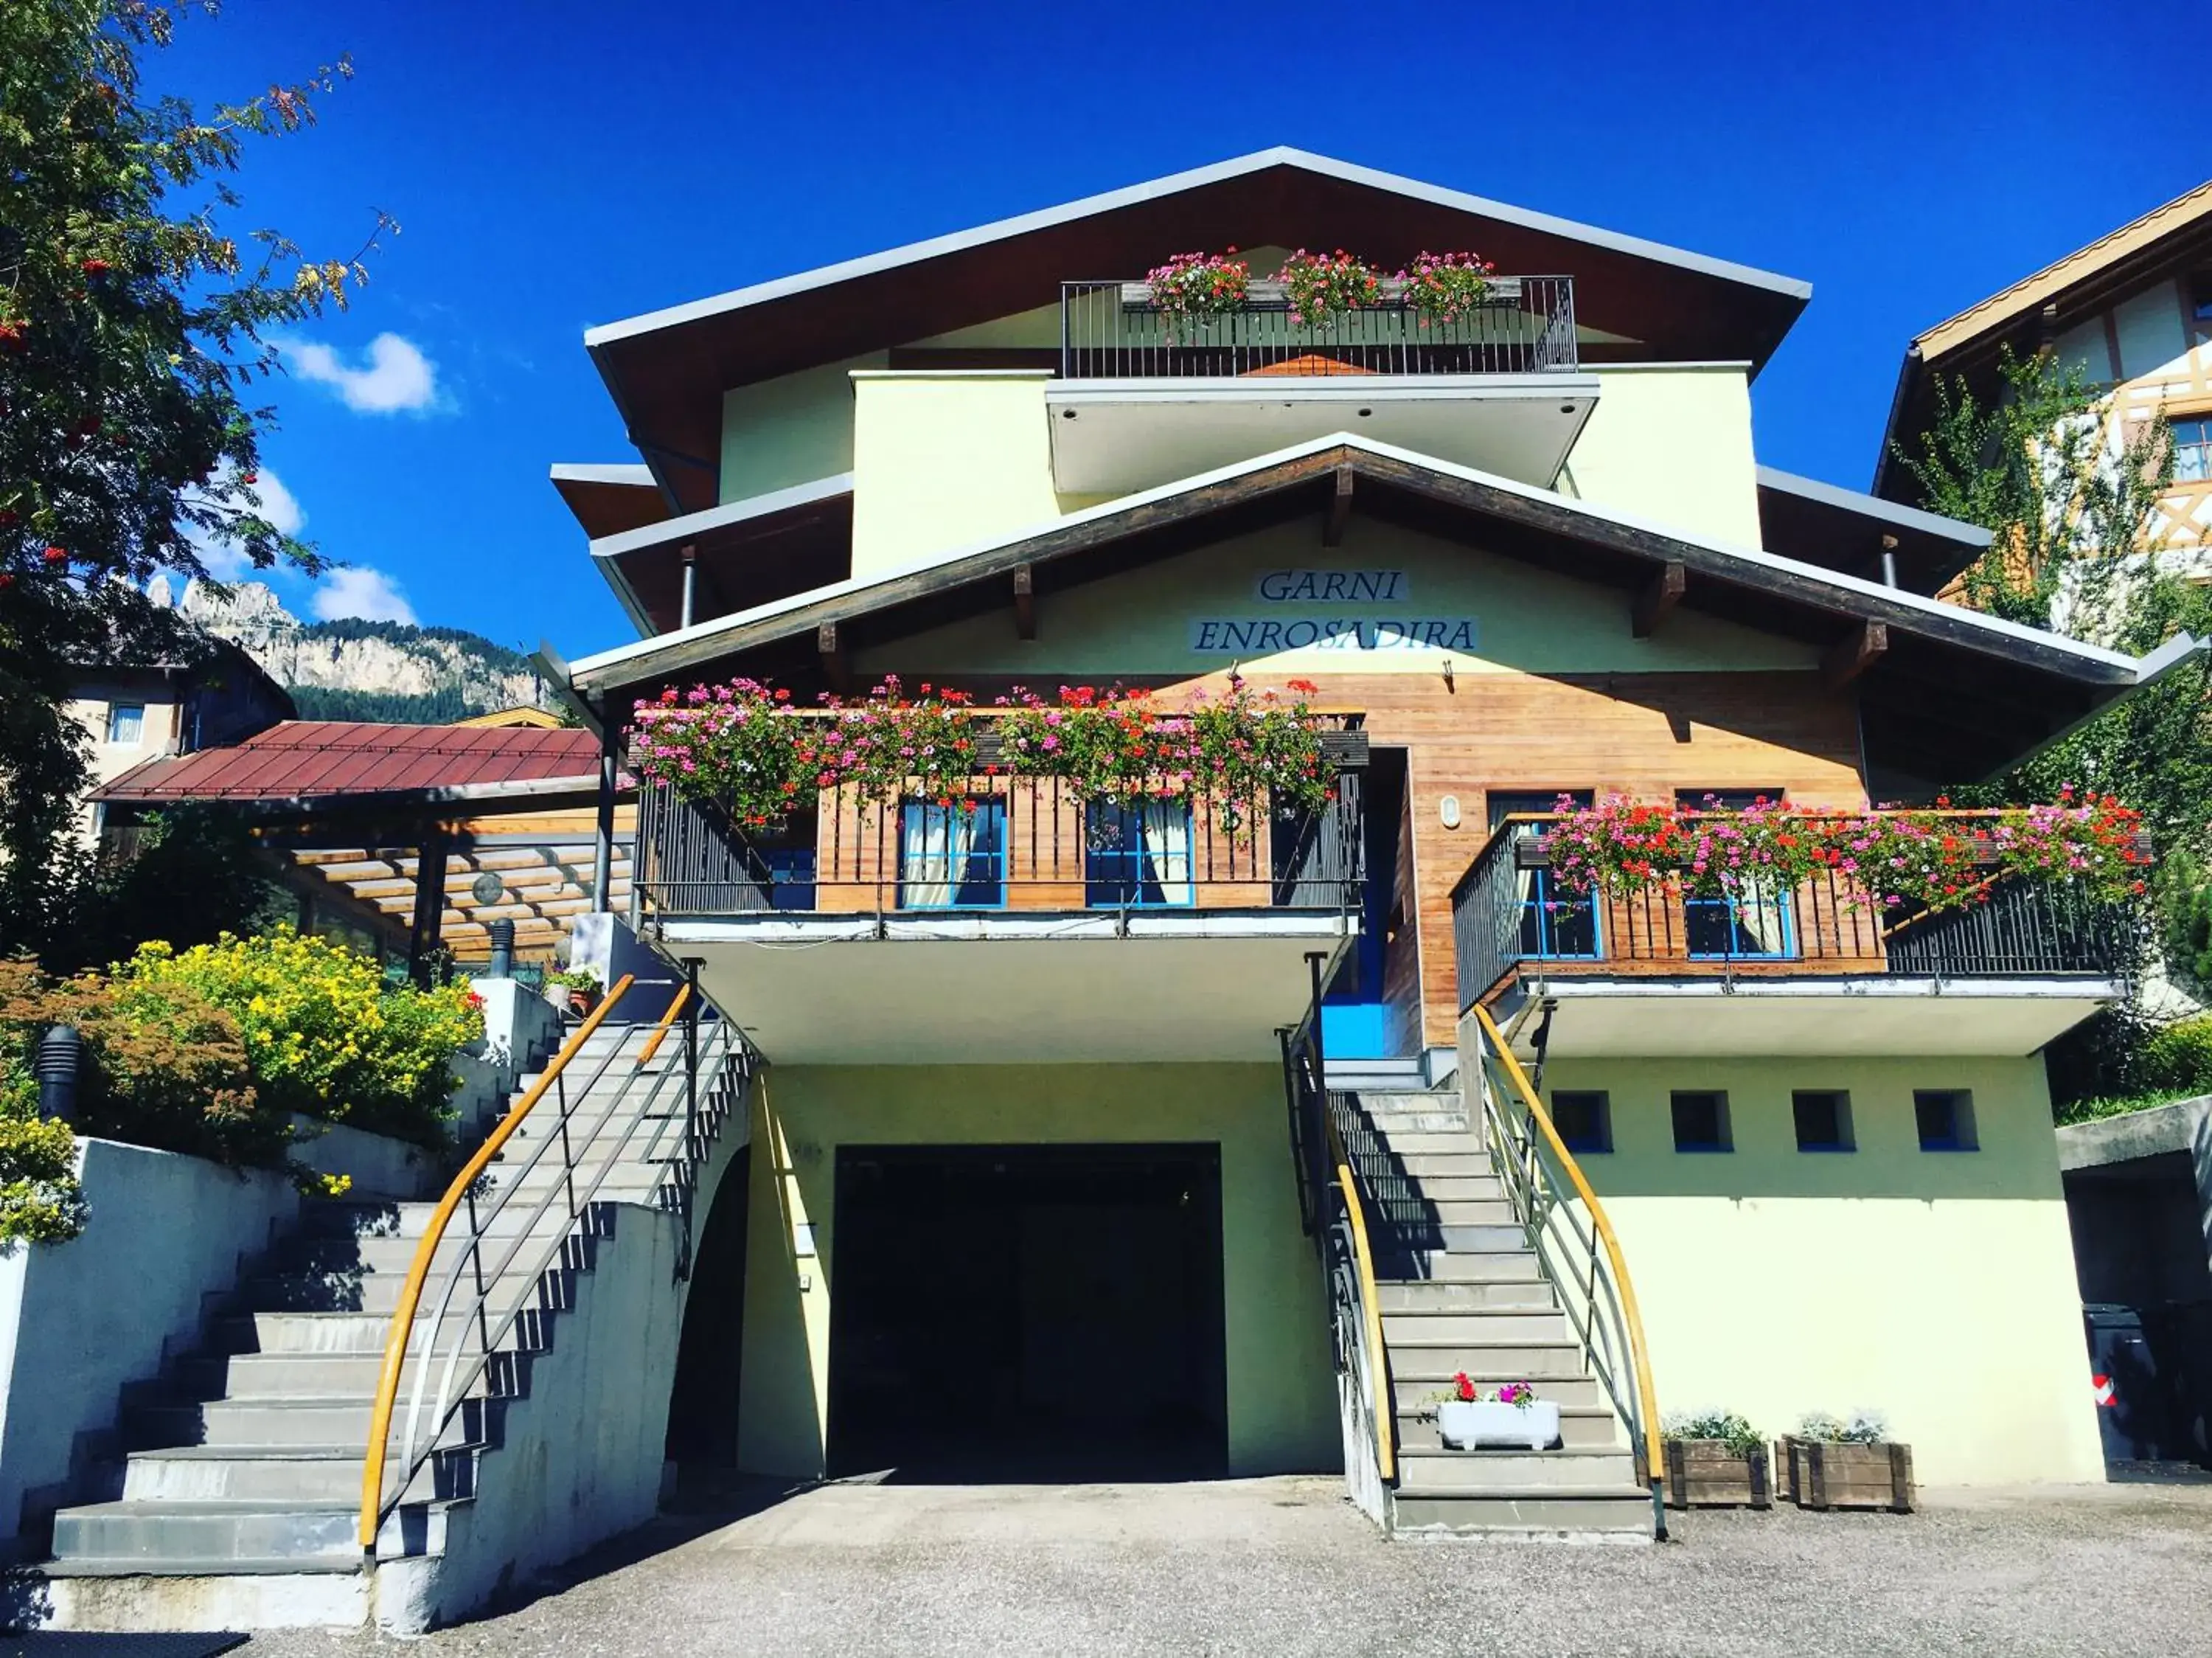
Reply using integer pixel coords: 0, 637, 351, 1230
565, 433, 2191, 785
587, 474, 855, 640
1756, 465, 1992, 593
1874, 179, 2212, 499
585, 148, 1812, 513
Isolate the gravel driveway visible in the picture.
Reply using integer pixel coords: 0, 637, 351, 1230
248, 1476, 2212, 1657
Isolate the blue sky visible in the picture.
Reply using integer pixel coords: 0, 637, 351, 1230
153, 0, 2202, 658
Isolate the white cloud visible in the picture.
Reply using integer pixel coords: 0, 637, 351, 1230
186, 465, 306, 579
284, 332, 441, 414
313, 566, 418, 624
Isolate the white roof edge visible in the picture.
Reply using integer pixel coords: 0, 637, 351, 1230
566, 431, 2143, 684
588, 473, 856, 562
1756, 465, 1995, 548
550, 462, 658, 486
582, 147, 1812, 350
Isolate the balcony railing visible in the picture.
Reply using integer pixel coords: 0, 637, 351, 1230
1059, 276, 1578, 380
1451, 813, 2135, 1011
634, 763, 1366, 922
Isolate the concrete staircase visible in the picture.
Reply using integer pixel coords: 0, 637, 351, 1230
1327, 1065, 1655, 1542
38, 1021, 728, 1631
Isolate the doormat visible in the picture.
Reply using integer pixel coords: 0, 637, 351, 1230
0, 1637, 248, 1657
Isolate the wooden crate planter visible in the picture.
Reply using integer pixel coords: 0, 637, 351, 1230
1663, 1440, 1772, 1510
1778, 1437, 1915, 1513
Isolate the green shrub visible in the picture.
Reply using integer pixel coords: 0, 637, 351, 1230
1663, 1410, 1765, 1457
1796, 1410, 1887, 1444
2139, 1015, 2212, 1096
114, 929, 483, 1145
0, 1109, 87, 1249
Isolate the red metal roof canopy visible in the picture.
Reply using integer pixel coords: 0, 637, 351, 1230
95, 721, 601, 805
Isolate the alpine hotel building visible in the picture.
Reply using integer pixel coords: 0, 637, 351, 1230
546, 152, 2196, 1534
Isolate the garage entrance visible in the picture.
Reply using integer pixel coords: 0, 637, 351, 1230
827, 1143, 1228, 1481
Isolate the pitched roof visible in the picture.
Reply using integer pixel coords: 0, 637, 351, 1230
94, 721, 603, 809
585, 148, 1812, 512
563, 433, 2194, 784
1874, 177, 2212, 497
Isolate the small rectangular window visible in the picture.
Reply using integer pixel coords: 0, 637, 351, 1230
2174, 416, 2212, 485
2191, 275, 2212, 322
105, 702, 145, 745
1550, 1091, 1611, 1154
1792, 1089, 1855, 1152
1916, 1089, 1978, 1152
1671, 1090, 1731, 1153
1674, 788, 1784, 811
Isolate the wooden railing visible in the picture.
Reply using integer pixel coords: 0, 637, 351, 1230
1453, 811, 2135, 1010
634, 760, 1366, 921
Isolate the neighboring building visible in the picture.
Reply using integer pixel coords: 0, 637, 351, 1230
523, 150, 2201, 1515
65, 633, 293, 847
1874, 178, 2212, 555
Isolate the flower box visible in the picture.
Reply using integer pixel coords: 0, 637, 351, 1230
1663, 1439, 1773, 1510
1437, 1398, 1561, 1451
1778, 1437, 1915, 1512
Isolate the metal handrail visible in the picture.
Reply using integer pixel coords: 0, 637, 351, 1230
1467, 1003, 1667, 1540
1325, 1112, 1395, 1485
357, 977, 751, 1553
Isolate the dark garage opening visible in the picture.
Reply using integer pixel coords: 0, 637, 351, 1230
827, 1143, 1228, 1481
666, 1144, 752, 1478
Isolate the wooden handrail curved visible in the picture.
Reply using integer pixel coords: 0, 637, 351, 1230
1470, 1003, 1664, 1494
635, 984, 690, 1067
358, 973, 636, 1553
1324, 1115, 1395, 1484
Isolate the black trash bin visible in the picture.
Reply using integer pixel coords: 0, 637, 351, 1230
2084, 1303, 2173, 1463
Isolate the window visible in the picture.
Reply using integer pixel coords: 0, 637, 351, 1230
1550, 1091, 1612, 1155
1085, 799, 1194, 908
897, 798, 1006, 909
1671, 1091, 1731, 1153
2191, 275, 2212, 323
1490, 790, 1599, 960
1674, 790, 1795, 959
1915, 1089, 1978, 1152
2174, 415, 2212, 485
1792, 1090, 1855, 1152
105, 702, 145, 745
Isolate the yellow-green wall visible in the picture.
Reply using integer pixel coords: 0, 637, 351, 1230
729, 1063, 1338, 1480
719, 353, 883, 504
1559, 364, 1761, 546
1537, 1052, 2104, 1485
852, 513, 1818, 681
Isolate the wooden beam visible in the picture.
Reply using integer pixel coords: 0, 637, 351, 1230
1632, 561, 1686, 639
1822, 620, 1888, 690
817, 621, 852, 693
1323, 464, 1354, 549
1012, 563, 1036, 641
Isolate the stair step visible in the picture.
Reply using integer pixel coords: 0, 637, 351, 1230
1386, 1154, 1498, 1182
1385, 1339, 1593, 1378
1380, 1176, 1503, 1204
1384, 1251, 1543, 1283
1396, 1407, 1621, 1451
1393, 1372, 1605, 1411
1375, 1279, 1555, 1312
1382, 1308, 1570, 1345
1371, 1131, 1482, 1156
1393, 1446, 1638, 1492
243, 1265, 562, 1316
52, 1500, 365, 1566
122, 1446, 470, 1504
1388, 1488, 1655, 1539
126, 1397, 483, 1452
1419, 1199, 1517, 1227
180, 1352, 390, 1400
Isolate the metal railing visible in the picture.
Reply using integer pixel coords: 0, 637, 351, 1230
1453, 812, 2135, 1010
634, 768, 1365, 920
357, 974, 754, 1553
1060, 277, 1579, 379
1466, 1003, 1666, 1539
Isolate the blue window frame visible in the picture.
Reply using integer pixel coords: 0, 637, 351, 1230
1085, 799, 1194, 908
897, 799, 1006, 909
1683, 886, 1796, 960
1489, 790, 1599, 962
2175, 415, 2212, 485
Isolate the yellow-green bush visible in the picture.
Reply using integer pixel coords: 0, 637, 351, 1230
0, 1110, 87, 1249
116, 930, 484, 1144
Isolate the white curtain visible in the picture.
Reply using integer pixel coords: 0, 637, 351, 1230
1139, 800, 1193, 905
902, 803, 977, 908
1731, 877, 1790, 955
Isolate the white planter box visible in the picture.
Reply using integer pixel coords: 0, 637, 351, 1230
1438, 1398, 1561, 1451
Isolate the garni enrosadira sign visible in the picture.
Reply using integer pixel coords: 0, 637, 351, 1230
1187, 568, 1478, 654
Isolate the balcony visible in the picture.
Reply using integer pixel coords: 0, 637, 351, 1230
1046, 277, 1598, 495
1452, 814, 2135, 1058
629, 739, 1366, 1064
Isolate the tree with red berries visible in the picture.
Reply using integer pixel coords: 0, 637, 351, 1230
0, 1, 392, 954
